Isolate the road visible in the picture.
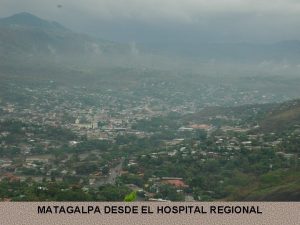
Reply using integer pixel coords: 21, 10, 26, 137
94, 157, 124, 187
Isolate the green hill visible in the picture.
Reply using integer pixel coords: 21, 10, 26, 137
258, 99, 300, 132
241, 170, 300, 201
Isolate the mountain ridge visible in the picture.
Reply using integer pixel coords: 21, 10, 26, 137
0, 12, 67, 31
0, 12, 131, 62
1, 12, 300, 63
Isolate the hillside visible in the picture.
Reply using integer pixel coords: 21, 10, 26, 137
258, 99, 300, 132
241, 170, 300, 201
184, 98, 300, 133
0, 12, 130, 60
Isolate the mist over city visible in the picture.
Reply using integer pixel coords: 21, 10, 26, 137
0, 0, 299, 201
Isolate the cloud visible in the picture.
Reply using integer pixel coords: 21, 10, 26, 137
64, 0, 300, 22
2, 0, 300, 23
1, 0, 300, 42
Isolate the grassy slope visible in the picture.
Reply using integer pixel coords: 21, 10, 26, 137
243, 170, 300, 201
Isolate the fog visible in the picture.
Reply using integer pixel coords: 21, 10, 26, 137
1, 1, 300, 84
1, 0, 300, 43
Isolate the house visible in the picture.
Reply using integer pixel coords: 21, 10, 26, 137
161, 177, 189, 188
178, 127, 193, 132
189, 124, 212, 131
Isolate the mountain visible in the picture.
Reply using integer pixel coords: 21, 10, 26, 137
2, 12, 300, 64
0, 12, 130, 61
0, 12, 67, 31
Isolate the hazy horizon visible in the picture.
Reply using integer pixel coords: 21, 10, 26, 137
1, 0, 300, 44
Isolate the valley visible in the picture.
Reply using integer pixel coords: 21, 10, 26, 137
0, 12, 299, 202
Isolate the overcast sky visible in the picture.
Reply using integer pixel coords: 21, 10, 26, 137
1, 0, 300, 44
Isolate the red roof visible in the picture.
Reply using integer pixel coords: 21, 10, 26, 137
162, 179, 188, 188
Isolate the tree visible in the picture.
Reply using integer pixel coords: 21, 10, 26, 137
124, 191, 137, 202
